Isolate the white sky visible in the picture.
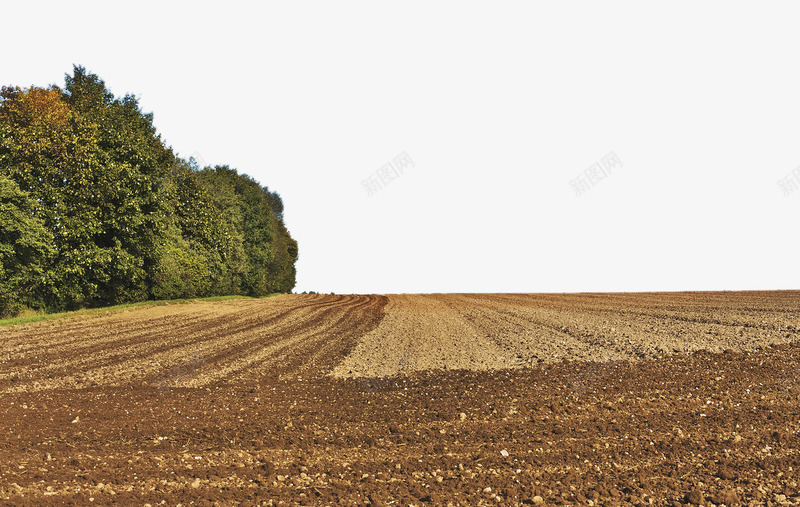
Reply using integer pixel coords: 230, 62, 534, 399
4, 1, 799, 294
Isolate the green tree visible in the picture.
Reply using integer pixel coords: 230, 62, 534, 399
267, 216, 298, 293
0, 176, 54, 316
0, 84, 103, 309
150, 222, 213, 300
195, 166, 248, 295
63, 66, 176, 305
149, 160, 230, 298
0, 66, 298, 313
261, 188, 297, 293
197, 166, 296, 296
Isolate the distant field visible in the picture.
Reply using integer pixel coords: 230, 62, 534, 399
2, 292, 800, 504
334, 292, 800, 377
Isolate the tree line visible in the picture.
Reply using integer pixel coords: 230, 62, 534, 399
0, 66, 297, 317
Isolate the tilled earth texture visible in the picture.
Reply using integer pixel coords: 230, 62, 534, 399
2, 292, 800, 506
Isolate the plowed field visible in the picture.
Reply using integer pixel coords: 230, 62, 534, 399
2, 291, 800, 505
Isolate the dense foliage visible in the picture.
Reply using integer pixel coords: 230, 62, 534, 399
0, 67, 297, 316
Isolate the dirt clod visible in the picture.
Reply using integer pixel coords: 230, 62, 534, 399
713, 490, 739, 505
687, 488, 704, 504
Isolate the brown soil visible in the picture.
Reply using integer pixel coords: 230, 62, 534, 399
335, 292, 800, 377
1, 291, 800, 505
